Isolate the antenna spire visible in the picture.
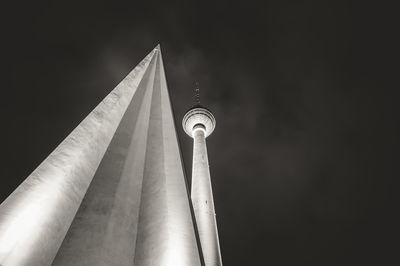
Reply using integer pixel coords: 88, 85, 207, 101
194, 82, 200, 106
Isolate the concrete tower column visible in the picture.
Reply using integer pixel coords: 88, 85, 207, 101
183, 107, 223, 266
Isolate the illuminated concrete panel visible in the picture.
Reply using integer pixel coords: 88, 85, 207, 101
0, 47, 155, 266
133, 51, 202, 266
52, 48, 159, 266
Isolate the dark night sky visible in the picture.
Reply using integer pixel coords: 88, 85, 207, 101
1, 1, 397, 265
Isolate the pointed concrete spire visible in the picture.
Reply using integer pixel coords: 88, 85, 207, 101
0, 46, 202, 266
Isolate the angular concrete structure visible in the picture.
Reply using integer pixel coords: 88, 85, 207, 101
0, 45, 202, 266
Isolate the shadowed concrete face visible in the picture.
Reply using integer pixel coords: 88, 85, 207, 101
0, 46, 202, 266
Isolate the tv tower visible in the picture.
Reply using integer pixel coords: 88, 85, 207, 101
182, 84, 223, 266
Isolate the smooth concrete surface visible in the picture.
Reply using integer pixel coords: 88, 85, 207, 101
52, 48, 159, 266
133, 51, 202, 266
53, 46, 202, 266
0, 45, 203, 266
0, 47, 156, 266
191, 128, 223, 266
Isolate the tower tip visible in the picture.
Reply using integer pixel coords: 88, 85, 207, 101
194, 82, 201, 106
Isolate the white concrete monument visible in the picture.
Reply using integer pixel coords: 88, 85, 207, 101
0, 45, 205, 266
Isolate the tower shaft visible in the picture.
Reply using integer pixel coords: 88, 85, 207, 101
191, 128, 222, 266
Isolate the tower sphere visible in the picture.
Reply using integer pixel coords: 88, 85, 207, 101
182, 105, 216, 138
